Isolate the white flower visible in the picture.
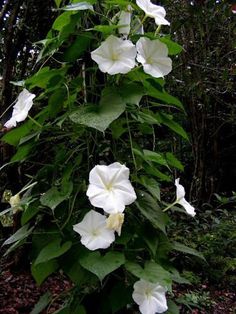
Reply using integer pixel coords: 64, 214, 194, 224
4, 89, 36, 128
136, 0, 170, 26
175, 178, 196, 217
91, 35, 136, 75
106, 213, 124, 236
132, 279, 168, 314
86, 162, 137, 214
136, 37, 172, 78
118, 6, 132, 36
73, 210, 115, 250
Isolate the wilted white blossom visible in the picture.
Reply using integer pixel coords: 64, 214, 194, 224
175, 178, 196, 217
4, 89, 36, 128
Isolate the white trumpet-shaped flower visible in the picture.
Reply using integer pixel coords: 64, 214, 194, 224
106, 213, 124, 236
175, 178, 196, 217
132, 279, 168, 314
73, 210, 115, 251
118, 6, 132, 36
136, 37, 172, 78
136, 0, 170, 26
86, 162, 137, 214
4, 89, 36, 128
91, 35, 136, 75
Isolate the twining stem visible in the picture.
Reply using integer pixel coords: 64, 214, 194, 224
126, 111, 137, 171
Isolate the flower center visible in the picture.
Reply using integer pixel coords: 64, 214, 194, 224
105, 182, 113, 191
92, 228, 101, 237
146, 57, 154, 64
144, 288, 153, 299
111, 52, 119, 61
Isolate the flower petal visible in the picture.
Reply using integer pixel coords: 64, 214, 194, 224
91, 35, 136, 75
73, 210, 115, 250
178, 198, 196, 217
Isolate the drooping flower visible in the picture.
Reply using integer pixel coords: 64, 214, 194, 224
4, 89, 36, 128
91, 35, 136, 75
136, 0, 170, 26
175, 178, 196, 217
136, 37, 172, 78
86, 162, 137, 214
118, 5, 132, 36
73, 210, 115, 250
132, 279, 168, 314
9, 193, 22, 214
106, 213, 124, 236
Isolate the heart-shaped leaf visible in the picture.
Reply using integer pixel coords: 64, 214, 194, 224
69, 87, 126, 132
79, 251, 125, 281
125, 261, 172, 289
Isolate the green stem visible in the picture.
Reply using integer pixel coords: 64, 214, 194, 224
131, 15, 147, 35
126, 111, 137, 171
155, 25, 162, 36
28, 115, 43, 128
163, 200, 177, 212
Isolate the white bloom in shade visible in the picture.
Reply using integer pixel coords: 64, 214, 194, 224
118, 6, 132, 36
86, 162, 137, 214
136, 37, 172, 78
136, 0, 170, 26
106, 213, 124, 236
175, 178, 196, 217
4, 89, 36, 128
132, 279, 168, 314
73, 210, 115, 250
91, 35, 136, 75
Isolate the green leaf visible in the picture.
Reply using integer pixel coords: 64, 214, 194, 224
125, 261, 172, 288
143, 149, 168, 166
40, 181, 73, 210
3, 224, 34, 246
144, 80, 183, 109
30, 292, 52, 314
166, 300, 180, 314
172, 242, 206, 261
63, 34, 91, 62
62, 2, 94, 11
70, 87, 126, 132
156, 112, 189, 140
136, 191, 169, 234
166, 152, 184, 171
159, 37, 183, 56
35, 238, 72, 265
108, 283, 133, 313
54, 0, 63, 8
31, 259, 59, 285
10, 143, 34, 162
139, 176, 160, 201
119, 82, 145, 105
2, 120, 34, 146
79, 251, 125, 281
144, 164, 171, 182
26, 67, 68, 89
21, 202, 41, 225
52, 11, 76, 31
